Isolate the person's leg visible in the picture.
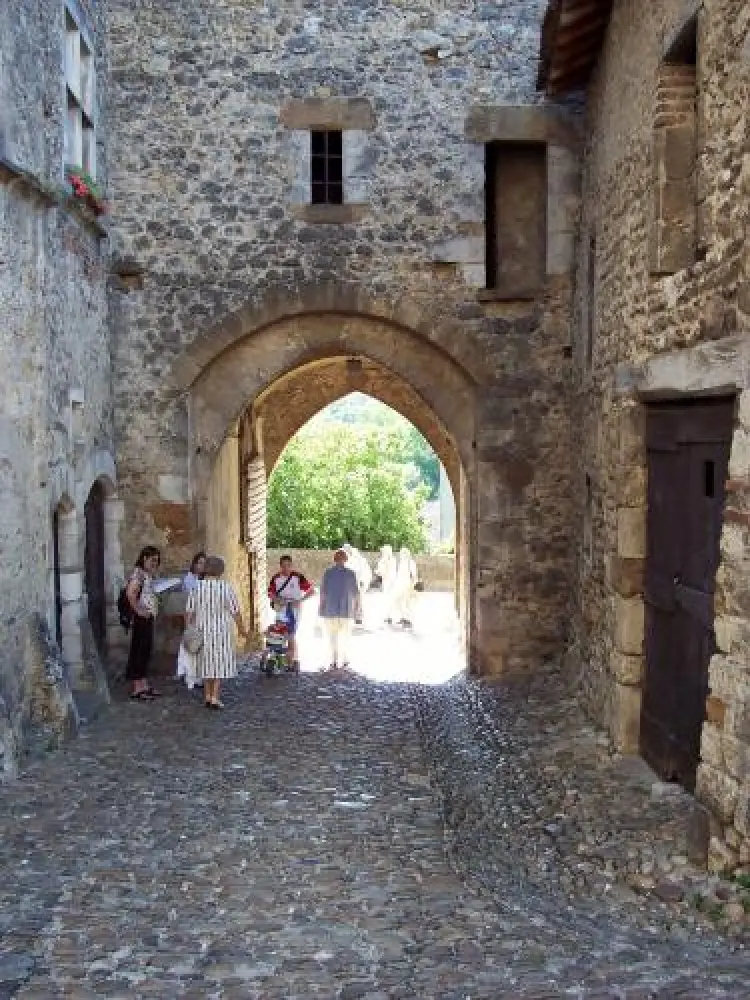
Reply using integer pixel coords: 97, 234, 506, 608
324, 619, 338, 668
127, 617, 152, 697
286, 607, 299, 666
339, 618, 353, 666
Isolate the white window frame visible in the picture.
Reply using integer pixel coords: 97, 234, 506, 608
63, 3, 96, 179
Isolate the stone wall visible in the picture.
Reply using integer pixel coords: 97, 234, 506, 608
0, 0, 116, 773
107, 0, 578, 677
567, 0, 750, 861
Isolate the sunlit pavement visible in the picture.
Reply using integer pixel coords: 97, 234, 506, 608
291, 589, 466, 684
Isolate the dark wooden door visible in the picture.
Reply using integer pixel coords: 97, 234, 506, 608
52, 509, 63, 649
84, 481, 106, 652
641, 398, 734, 791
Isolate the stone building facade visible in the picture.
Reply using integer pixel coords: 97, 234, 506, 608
0, 0, 121, 774
540, 0, 750, 866
105, 0, 579, 679
4, 0, 750, 870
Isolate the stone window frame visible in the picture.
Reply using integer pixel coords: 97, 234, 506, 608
464, 105, 580, 300
63, 0, 97, 179
483, 140, 549, 298
281, 98, 375, 225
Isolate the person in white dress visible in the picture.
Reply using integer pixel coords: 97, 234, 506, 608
376, 544, 398, 625
342, 544, 372, 624
177, 551, 205, 691
186, 556, 247, 710
392, 547, 418, 627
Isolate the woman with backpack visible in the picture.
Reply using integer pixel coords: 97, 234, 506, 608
124, 545, 161, 701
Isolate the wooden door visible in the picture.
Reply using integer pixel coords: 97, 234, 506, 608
84, 481, 106, 653
641, 398, 734, 790
52, 509, 63, 649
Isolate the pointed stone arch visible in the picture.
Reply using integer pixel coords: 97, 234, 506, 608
171, 281, 486, 395
186, 310, 477, 662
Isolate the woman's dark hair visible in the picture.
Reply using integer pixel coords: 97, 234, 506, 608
135, 545, 161, 569
204, 555, 225, 578
190, 551, 207, 573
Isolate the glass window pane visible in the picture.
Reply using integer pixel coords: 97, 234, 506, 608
65, 104, 82, 168
327, 130, 342, 155
311, 156, 326, 183
328, 155, 343, 184
311, 131, 325, 155
311, 182, 326, 205
82, 126, 96, 178
327, 182, 343, 205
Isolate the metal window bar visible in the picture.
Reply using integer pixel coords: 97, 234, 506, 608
311, 130, 343, 205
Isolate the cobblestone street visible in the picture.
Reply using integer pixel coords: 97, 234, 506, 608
2, 658, 749, 999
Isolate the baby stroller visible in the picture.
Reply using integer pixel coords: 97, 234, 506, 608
260, 608, 299, 676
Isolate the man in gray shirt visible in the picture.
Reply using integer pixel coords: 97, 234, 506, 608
318, 548, 362, 670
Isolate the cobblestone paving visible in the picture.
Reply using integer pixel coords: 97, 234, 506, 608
1, 666, 749, 999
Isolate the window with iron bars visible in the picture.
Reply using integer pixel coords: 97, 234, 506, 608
310, 130, 343, 205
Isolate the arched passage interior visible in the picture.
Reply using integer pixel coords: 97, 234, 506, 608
186, 312, 477, 661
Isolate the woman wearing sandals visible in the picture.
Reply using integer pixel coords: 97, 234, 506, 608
125, 545, 161, 701
186, 555, 247, 709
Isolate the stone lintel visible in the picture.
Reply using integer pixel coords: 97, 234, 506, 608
289, 203, 369, 225
280, 98, 375, 131
464, 104, 581, 149
618, 334, 750, 399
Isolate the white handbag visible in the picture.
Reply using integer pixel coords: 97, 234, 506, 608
182, 625, 204, 655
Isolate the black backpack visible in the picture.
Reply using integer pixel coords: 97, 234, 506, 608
116, 586, 134, 632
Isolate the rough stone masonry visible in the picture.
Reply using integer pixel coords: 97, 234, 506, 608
106, 0, 578, 680
4, 0, 750, 875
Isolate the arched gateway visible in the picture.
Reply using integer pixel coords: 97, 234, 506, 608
183, 307, 478, 663
123, 281, 573, 679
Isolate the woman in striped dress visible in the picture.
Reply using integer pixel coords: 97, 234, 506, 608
186, 556, 247, 710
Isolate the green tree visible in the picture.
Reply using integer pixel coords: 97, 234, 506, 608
267, 425, 428, 552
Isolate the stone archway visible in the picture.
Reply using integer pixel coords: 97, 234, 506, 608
187, 311, 477, 661
84, 481, 107, 654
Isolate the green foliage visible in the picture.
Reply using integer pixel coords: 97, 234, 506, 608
311, 394, 440, 501
267, 424, 429, 553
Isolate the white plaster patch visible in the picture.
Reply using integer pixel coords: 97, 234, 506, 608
158, 475, 188, 504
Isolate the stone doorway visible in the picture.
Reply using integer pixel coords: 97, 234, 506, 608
84, 480, 107, 654
641, 397, 735, 792
52, 508, 63, 650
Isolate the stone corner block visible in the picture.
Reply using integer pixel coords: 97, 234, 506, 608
617, 507, 646, 559
696, 763, 739, 825
614, 595, 644, 655
610, 681, 642, 753
607, 555, 644, 598
610, 650, 644, 686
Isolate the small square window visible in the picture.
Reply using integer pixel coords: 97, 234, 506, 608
310, 130, 344, 205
